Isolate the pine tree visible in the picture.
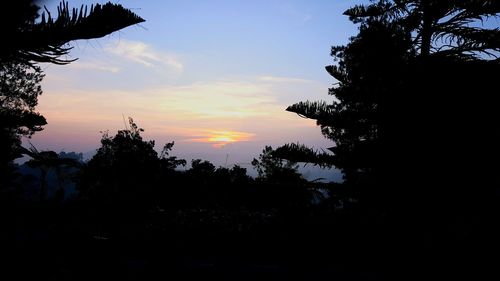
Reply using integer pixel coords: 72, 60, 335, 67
274, 2, 499, 277
275, 0, 499, 187
0, 1, 144, 189
1, 1, 145, 66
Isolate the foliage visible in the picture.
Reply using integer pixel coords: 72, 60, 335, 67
189, 159, 216, 177
273, 143, 336, 168
95, 118, 158, 169
79, 118, 185, 204
278, 19, 412, 184
252, 146, 303, 183
0, 62, 46, 187
344, 0, 500, 59
0, 1, 145, 66
0, 63, 45, 136
226, 165, 252, 184
160, 142, 187, 170
188, 161, 252, 186
0, 0, 144, 189
276, 0, 499, 185
2, 3, 496, 279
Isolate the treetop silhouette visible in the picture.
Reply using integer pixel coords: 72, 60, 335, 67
275, 0, 499, 187
0, 62, 46, 184
1, 1, 145, 66
252, 146, 304, 183
344, 0, 500, 59
1, 1, 144, 189
79, 118, 186, 203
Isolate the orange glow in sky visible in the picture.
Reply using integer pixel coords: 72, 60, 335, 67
190, 130, 254, 148
28, 0, 356, 172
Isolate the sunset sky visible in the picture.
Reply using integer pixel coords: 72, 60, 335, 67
29, 0, 368, 180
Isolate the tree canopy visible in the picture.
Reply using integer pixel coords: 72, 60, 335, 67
0, 63, 46, 162
252, 146, 304, 183
275, 0, 499, 189
345, 0, 500, 59
79, 118, 185, 203
1, 1, 145, 66
0, 1, 144, 189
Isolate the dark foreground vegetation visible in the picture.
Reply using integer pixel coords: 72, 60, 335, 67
2, 120, 363, 280
1, 1, 499, 280
2, 124, 496, 280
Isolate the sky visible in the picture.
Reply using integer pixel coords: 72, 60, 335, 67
28, 0, 368, 180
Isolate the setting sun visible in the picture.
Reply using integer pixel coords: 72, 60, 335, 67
4, 1, 495, 278
209, 136, 234, 143
190, 130, 254, 148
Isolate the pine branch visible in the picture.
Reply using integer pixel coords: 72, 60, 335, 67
273, 143, 337, 168
2, 1, 145, 66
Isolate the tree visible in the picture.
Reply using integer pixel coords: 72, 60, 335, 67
0, 1, 144, 189
252, 146, 303, 183
1, 1, 145, 66
159, 142, 187, 170
189, 159, 216, 177
80, 118, 158, 200
274, 3, 499, 276
79, 118, 185, 204
227, 165, 252, 184
343, 0, 500, 59
271, 2, 500, 278
0, 62, 46, 183
275, 0, 499, 187
275, 16, 413, 186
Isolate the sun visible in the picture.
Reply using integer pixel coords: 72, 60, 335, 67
189, 130, 254, 148
208, 135, 236, 143
207, 132, 239, 147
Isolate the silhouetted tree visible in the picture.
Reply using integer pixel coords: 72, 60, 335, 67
1, 1, 145, 66
274, 2, 499, 277
189, 159, 216, 176
81, 118, 151, 201
159, 142, 187, 170
187, 159, 217, 190
252, 146, 303, 183
1, 1, 144, 190
79, 118, 184, 205
228, 165, 252, 184
343, 0, 500, 59
275, 0, 499, 186
0, 62, 46, 187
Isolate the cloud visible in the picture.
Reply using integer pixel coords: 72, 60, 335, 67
188, 130, 255, 148
104, 39, 183, 73
38, 79, 285, 127
67, 61, 121, 73
150, 80, 279, 119
38, 75, 325, 127
36, 76, 324, 155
